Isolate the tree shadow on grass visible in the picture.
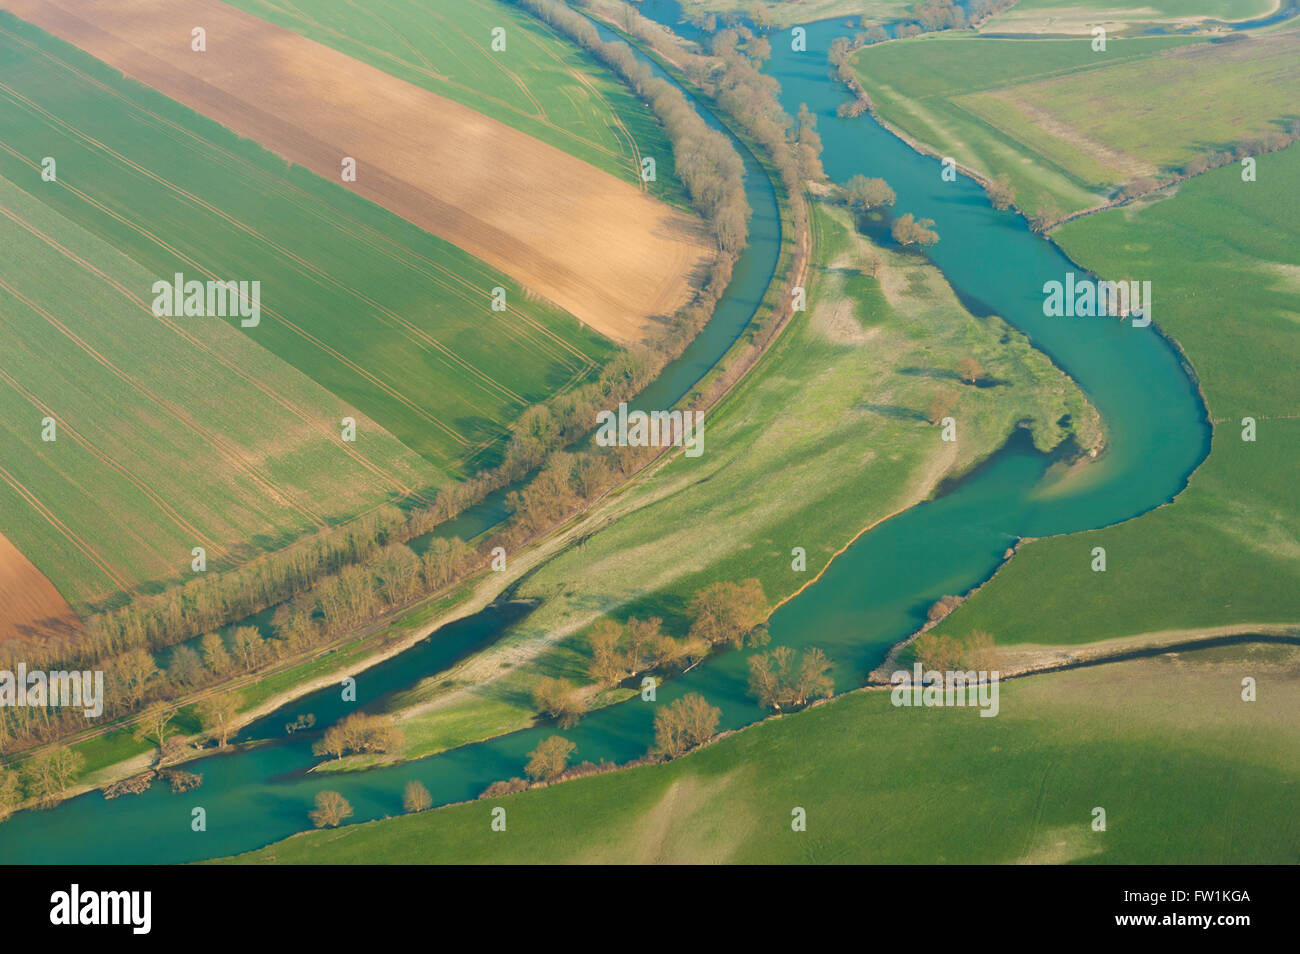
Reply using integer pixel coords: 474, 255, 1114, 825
898, 366, 1012, 389
856, 402, 928, 422
898, 366, 962, 383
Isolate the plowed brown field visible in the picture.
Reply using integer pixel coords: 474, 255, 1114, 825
2, 0, 712, 345
0, 530, 83, 651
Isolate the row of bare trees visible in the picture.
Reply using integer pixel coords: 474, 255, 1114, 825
0, 746, 83, 817
484, 688, 724, 801
0, 535, 479, 753
294, 643, 1001, 832
529, 579, 767, 735
1025, 123, 1300, 233
312, 712, 401, 761
0, 684, 246, 819
585, 579, 770, 690
901, 0, 966, 35
1178, 124, 1300, 181
10, 505, 412, 675
910, 629, 999, 672
581, 0, 825, 238
520, 0, 749, 254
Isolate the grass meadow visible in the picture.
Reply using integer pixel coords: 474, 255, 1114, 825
984, 0, 1282, 33
852, 29, 1297, 216
680, 0, 1278, 31
937, 146, 1300, 647
228, 641, 1300, 863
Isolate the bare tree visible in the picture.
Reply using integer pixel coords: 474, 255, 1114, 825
844, 175, 896, 216
199, 632, 233, 677
403, 780, 432, 813
196, 693, 239, 748
587, 618, 625, 688
651, 693, 720, 759
747, 647, 834, 711
891, 213, 940, 247
532, 677, 586, 728
312, 712, 401, 760
133, 702, 176, 764
525, 736, 576, 782
688, 579, 768, 649
107, 648, 159, 711
0, 767, 22, 820
958, 356, 985, 385
21, 747, 85, 805
309, 790, 353, 828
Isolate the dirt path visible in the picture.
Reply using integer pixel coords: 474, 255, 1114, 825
869, 622, 1300, 684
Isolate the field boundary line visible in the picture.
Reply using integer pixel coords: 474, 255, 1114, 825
0, 78, 528, 413
0, 460, 132, 595
0, 24, 602, 374
0, 362, 233, 563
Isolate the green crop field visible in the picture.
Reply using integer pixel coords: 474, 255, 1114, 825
933, 146, 1300, 648
225, 0, 689, 208
0, 15, 615, 475
0, 175, 439, 610
328, 199, 1104, 765
852, 28, 1297, 216
227, 641, 1300, 864
0, 10, 638, 609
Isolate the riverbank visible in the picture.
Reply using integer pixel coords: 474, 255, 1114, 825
222, 637, 1300, 864
873, 622, 1300, 683
312, 195, 1104, 774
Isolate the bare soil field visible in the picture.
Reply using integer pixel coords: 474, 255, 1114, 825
0, 530, 83, 653
2, 0, 712, 345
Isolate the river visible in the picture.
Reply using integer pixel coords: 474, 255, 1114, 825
0, 4, 1209, 863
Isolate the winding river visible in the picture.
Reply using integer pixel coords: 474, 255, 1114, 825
2, 6, 1209, 863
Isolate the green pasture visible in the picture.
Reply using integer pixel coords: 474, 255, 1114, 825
852, 29, 1296, 216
